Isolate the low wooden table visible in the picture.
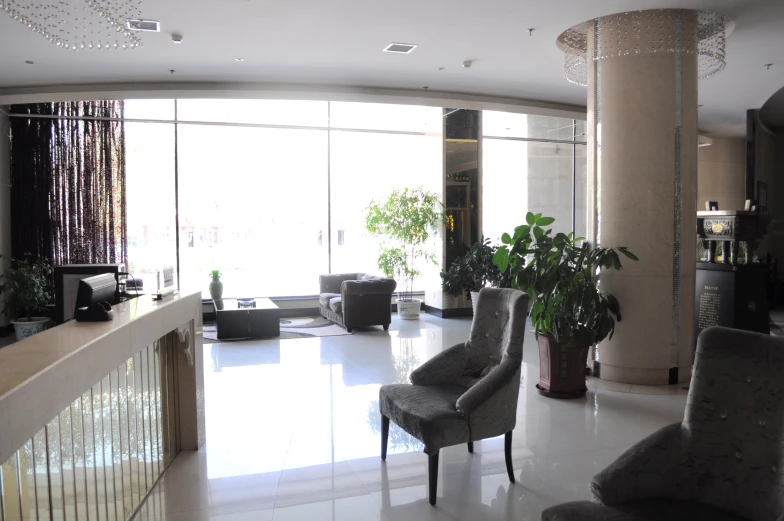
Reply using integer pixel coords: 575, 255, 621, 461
213, 298, 280, 339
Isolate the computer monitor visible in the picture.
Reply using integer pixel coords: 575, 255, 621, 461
74, 273, 118, 315
54, 264, 123, 323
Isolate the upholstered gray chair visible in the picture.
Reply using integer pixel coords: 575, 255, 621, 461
379, 288, 529, 506
542, 326, 784, 521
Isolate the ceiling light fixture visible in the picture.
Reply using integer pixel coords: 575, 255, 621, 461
558, 9, 727, 86
383, 43, 417, 54
25, 60, 33, 64
0, 0, 146, 51
171, 33, 183, 44
235, 58, 244, 62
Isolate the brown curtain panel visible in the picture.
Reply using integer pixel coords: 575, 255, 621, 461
9, 101, 128, 268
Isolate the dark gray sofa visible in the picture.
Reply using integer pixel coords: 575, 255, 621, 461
318, 273, 396, 332
542, 326, 784, 521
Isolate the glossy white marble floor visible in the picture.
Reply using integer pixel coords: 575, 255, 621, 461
133, 314, 688, 521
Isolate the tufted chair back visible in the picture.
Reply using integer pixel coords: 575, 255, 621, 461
464, 288, 527, 375
681, 327, 784, 521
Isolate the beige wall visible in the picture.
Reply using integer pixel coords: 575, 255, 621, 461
0, 112, 10, 326
697, 137, 745, 211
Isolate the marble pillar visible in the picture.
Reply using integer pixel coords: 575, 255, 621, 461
588, 11, 700, 384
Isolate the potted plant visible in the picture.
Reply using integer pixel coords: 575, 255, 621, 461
493, 213, 637, 398
366, 187, 444, 320
0, 255, 54, 341
441, 237, 510, 315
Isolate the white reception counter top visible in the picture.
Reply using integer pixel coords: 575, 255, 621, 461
0, 290, 204, 464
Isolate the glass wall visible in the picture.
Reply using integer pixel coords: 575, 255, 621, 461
329, 103, 442, 275
482, 110, 588, 244
125, 100, 177, 291
123, 100, 443, 298
122, 101, 586, 298
177, 124, 329, 297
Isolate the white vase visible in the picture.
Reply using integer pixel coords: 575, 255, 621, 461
397, 298, 422, 320
470, 291, 480, 316
11, 317, 51, 341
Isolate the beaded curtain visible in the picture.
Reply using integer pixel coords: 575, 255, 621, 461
9, 101, 128, 268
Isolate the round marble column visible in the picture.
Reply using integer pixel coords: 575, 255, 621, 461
560, 10, 727, 384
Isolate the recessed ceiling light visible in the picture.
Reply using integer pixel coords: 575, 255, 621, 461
25, 60, 34, 65
235, 58, 244, 62
383, 43, 417, 54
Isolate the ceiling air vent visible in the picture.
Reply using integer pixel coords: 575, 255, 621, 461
126, 19, 161, 32
383, 43, 417, 54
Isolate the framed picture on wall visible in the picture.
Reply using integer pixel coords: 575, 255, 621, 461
757, 181, 768, 212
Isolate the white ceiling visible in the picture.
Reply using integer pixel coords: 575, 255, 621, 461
1, 0, 783, 136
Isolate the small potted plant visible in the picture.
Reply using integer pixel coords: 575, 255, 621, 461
0, 255, 54, 341
493, 213, 637, 398
441, 237, 510, 315
366, 187, 444, 320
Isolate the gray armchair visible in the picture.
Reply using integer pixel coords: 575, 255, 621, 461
319, 273, 396, 332
378, 288, 530, 505
542, 326, 784, 521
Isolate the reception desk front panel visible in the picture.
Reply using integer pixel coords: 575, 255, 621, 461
0, 291, 203, 521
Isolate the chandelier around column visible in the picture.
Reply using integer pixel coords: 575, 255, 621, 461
0, 0, 144, 51
558, 9, 727, 86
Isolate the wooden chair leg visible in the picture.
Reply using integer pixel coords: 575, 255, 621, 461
467, 441, 474, 453
428, 451, 439, 506
505, 431, 515, 483
381, 415, 389, 461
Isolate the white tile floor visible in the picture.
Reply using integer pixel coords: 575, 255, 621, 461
133, 313, 688, 521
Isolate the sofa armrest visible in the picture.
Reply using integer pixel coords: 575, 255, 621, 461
342, 278, 397, 296
455, 356, 519, 415
320, 273, 358, 294
409, 343, 466, 386
591, 422, 686, 506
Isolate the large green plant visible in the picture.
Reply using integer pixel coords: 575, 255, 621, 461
0, 255, 54, 321
441, 237, 510, 300
366, 187, 444, 301
493, 213, 637, 348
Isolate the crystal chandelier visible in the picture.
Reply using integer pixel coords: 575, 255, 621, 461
558, 9, 727, 86
0, 0, 144, 51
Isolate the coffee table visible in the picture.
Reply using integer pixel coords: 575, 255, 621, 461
213, 298, 280, 339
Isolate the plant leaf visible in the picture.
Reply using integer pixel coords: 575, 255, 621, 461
618, 247, 639, 261
537, 216, 555, 226
501, 232, 512, 245
525, 212, 535, 226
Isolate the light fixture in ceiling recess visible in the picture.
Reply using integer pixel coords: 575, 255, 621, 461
1, 0, 146, 50
558, 9, 727, 86
171, 33, 183, 44
126, 19, 160, 32
383, 43, 417, 54
235, 58, 245, 62
25, 60, 33, 64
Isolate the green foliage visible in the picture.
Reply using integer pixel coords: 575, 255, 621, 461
493, 213, 638, 348
210, 270, 222, 278
440, 237, 511, 299
0, 255, 54, 321
366, 187, 444, 300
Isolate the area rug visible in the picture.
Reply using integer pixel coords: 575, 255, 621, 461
203, 316, 351, 342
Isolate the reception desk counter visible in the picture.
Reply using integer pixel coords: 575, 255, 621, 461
0, 290, 204, 520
